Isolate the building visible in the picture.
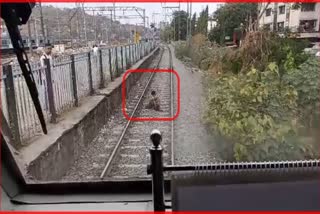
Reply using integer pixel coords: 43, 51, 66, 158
258, 3, 320, 40
207, 19, 217, 33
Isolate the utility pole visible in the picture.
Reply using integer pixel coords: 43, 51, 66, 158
113, 3, 116, 43
45, 23, 50, 44
162, 4, 180, 41
82, 3, 87, 46
83, 6, 148, 44
93, 10, 97, 42
39, 2, 46, 44
174, 14, 176, 41
110, 10, 113, 44
186, 2, 189, 40
77, 14, 80, 42
33, 18, 38, 46
113, 3, 116, 21
189, 2, 192, 38
75, 3, 81, 43
143, 9, 146, 28
56, 9, 61, 43
27, 19, 32, 51
178, 2, 181, 40
273, 3, 278, 32
152, 12, 159, 29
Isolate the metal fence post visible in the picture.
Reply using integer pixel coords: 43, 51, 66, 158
99, 49, 104, 89
147, 129, 165, 211
129, 45, 132, 67
108, 48, 113, 81
134, 45, 137, 62
137, 44, 139, 59
3, 64, 21, 147
87, 52, 94, 95
126, 46, 130, 69
70, 55, 79, 107
121, 46, 124, 73
115, 47, 119, 77
44, 58, 57, 123
134, 45, 136, 62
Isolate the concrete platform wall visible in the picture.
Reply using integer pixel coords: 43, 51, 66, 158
27, 47, 160, 181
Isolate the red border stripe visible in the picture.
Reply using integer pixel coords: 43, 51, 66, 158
2, 0, 320, 2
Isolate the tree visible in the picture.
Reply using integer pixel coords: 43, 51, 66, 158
171, 10, 189, 41
191, 13, 197, 36
208, 3, 258, 44
160, 26, 173, 42
196, 6, 209, 35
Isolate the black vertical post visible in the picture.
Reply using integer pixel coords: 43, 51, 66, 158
3, 64, 21, 147
120, 46, 124, 73
148, 129, 165, 211
99, 49, 104, 89
108, 49, 113, 81
135, 45, 137, 62
44, 58, 57, 123
132, 45, 134, 63
129, 45, 132, 67
70, 55, 79, 107
126, 46, 130, 69
87, 52, 94, 95
125, 46, 128, 69
115, 47, 119, 77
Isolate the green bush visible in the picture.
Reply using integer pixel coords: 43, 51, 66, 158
174, 41, 189, 60
174, 33, 317, 162
283, 57, 320, 129
204, 63, 317, 161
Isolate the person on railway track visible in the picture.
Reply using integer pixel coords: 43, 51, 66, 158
145, 90, 161, 111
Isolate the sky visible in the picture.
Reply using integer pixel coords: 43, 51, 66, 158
44, 3, 221, 27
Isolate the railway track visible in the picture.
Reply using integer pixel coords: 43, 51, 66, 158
100, 45, 174, 180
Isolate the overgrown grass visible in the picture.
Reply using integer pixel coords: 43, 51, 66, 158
174, 32, 319, 162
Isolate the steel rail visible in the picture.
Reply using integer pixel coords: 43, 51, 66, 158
99, 47, 165, 179
168, 45, 175, 166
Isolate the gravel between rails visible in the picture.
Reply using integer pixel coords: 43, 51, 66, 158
107, 46, 173, 179
61, 46, 172, 181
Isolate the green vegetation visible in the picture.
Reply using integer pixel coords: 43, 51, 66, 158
196, 6, 209, 36
160, 7, 208, 42
208, 3, 258, 44
174, 31, 319, 162
171, 10, 189, 41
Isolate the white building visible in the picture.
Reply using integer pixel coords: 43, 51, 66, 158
258, 3, 320, 39
207, 20, 217, 33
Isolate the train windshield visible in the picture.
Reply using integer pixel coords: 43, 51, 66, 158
1, 2, 319, 185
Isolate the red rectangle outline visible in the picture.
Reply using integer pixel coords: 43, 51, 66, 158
1, 0, 320, 2
122, 69, 180, 121
1, 211, 320, 213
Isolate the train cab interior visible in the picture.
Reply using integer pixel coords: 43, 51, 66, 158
1, 2, 320, 212
2, 127, 320, 211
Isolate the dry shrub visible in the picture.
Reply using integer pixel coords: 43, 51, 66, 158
188, 34, 209, 67
207, 46, 238, 76
191, 33, 208, 50
174, 41, 189, 60
208, 31, 274, 76
238, 31, 272, 72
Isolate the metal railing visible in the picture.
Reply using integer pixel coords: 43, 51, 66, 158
147, 129, 320, 211
1, 41, 156, 146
